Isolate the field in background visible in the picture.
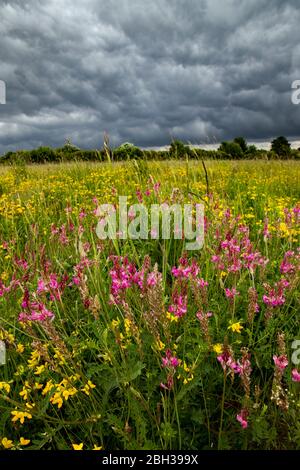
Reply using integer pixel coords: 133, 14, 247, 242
0, 160, 299, 450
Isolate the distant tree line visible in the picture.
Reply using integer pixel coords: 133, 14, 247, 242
0, 136, 299, 165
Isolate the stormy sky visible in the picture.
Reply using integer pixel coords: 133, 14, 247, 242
0, 0, 300, 153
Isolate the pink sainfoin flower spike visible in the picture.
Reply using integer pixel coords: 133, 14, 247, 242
217, 351, 241, 374
161, 349, 180, 369
280, 250, 300, 275
168, 293, 187, 317
291, 369, 300, 382
136, 189, 143, 203
19, 301, 54, 322
236, 409, 248, 429
263, 218, 271, 239
263, 280, 287, 308
273, 355, 288, 370
225, 287, 239, 299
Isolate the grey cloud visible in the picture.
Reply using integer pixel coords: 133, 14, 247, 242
0, 0, 300, 153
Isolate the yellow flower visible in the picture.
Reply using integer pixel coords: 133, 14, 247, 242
27, 351, 40, 368
72, 443, 84, 450
0, 382, 11, 394
19, 387, 29, 401
1, 437, 13, 449
93, 445, 103, 450
16, 343, 24, 353
81, 381, 96, 396
228, 322, 243, 333
166, 311, 179, 323
50, 392, 63, 409
34, 364, 46, 375
20, 437, 30, 446
111, 319, 120, 329
11, 410, 32, 424
34, 382, 43, 390
156, 340, 165, 351
62, 387, 77, 400
25, 403, 35, 409
279, 222, 288, 233
42, 380, 54, 395
213, 343, 223, 354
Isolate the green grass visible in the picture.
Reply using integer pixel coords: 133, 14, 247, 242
0, 159, 299, 450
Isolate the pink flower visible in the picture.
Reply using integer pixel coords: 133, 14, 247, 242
236, 409, 248, 429
19, 302, 54, 322
162, 349, 180, 369
273, 355, 288, 370
79, 209, 86, 220
171, 258, 200, 279
168, 294, 187, 317
196, 311, 212, 321
225, 288, 239, 299
37, 279, 47, 293
197, 278, 208, 288
146, 272, 157, 287
291, 369, 300, 382
153, 182, 161, 193
217, 352, 240, 374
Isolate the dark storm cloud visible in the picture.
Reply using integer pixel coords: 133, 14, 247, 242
0, 0, 300, 153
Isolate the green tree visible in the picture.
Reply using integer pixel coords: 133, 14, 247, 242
218, 141, 243, 159
234, 136, 248, 153
169, 140, 190, 159
113, 142, 143, 160
271, 136, 291, 157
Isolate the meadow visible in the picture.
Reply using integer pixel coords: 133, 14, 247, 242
0, 159, 299, 450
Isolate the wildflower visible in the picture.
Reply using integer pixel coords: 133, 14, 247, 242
25, 403, 35, 410
50, 393, 63, 409
217, 349, 240, 374
93, 445, 103, 450
16, 343, 25, 353
11, 410, 32, 424
247, 287, 259, 323
291, 369, 300, 382
27, 351, 40, 369
168, 293, 187, 318
273, 355, 288, 370
1, 437, 13, 449
162, 349, 180, 369
34, 382, 43, 390
228, 322, 243, 333
238, 348, 252, 398
196, 311, 212, 343
19, 437, 30, 446
213, 344, 223, 355
19, 384, 30, 401
263, 280, 288, 309
271, 333, 289, 410
72, 443, 84, 450
0, 381, 11, 394
34, 364, 46, 375
225, 288, 239, 299
42, 380, 54, 395
236, 409, 248, 429
166, 311, 179, 323
62, 387, 78, 400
